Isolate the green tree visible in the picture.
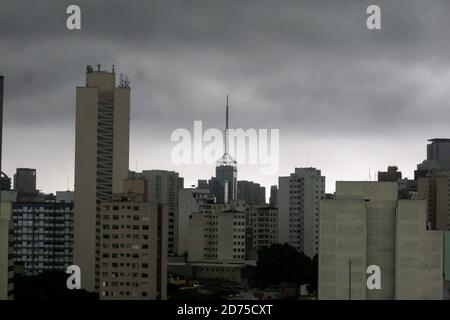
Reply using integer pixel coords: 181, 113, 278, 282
255, 243, 314, 288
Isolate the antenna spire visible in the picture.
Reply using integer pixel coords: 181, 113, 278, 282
225, 95, 229, 155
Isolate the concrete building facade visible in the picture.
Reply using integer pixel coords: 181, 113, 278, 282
132, 170, 184, 256
74, 66, 130, 292
237, 180, 266, 205
187, 200, 247, 262
177, 188, 214, 256
318, 181, 444, 300
12, 193, 74, 275
418, 171, 450, 230
246, 205, 278, 260
99, 178, 168, 300
278, 167, 325, 257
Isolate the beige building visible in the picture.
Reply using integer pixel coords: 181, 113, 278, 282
278, 167, 325, 257
99, 178, 168, 300
246, 205, 278, 260
418, 170, 450, 230
74, 66, 130, 292
0, 200, 14, 300
319, 181, 444, 300
177, 188, 214, 256
188, 200, 247, 262
131, 170, 183, 256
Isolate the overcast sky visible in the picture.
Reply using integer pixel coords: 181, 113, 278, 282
1, 0, 450, 195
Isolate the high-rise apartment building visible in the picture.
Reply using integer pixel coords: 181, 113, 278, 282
74, 66, 130, 292
12, 191, 74, 275
318, 181, 444, 300
237, 180, 266, 205
132, 170, 183, 256
187, 200, 247, 262
99, 178, 168, 300
246, 204, 278, 260
177, 188, 214, 256
278, 167, 325, 257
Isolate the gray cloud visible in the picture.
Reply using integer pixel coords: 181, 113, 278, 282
1, 0, 449, 193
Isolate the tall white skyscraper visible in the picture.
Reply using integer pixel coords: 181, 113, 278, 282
278, 167, 325, 257
74, 65, 130, 292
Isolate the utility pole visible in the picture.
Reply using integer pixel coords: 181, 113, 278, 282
348, 258, 352, 300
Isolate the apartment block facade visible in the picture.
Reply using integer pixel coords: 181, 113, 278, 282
278, 167, 325, 257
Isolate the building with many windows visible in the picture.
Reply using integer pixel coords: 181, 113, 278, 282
99, 178, 168, 300
246, 205, 278, 260
278, 167, 325, 257
187, 200, 247, 262
74, 66, 130, 292
12, 192, 74, 275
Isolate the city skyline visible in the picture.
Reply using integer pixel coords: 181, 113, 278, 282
2, 0, 450, 195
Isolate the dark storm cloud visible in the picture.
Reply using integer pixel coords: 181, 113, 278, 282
2, 0, 450, 192
2, 0, 450, 134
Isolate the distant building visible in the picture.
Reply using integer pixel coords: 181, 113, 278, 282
415, 139, 450, 179
177, 188, 214, 256
319, 181, 444, 300
131, 170, 184, 256
246, 205, 278, 260
237, 180, 266, 205
12, 192, 74, 275
378, 166, 402, 182
426, 138, 450, 169
418, 171, 450, 230
269, 185, 278, 207
187, 200, 247, 262
98, 178, 168, 300
278, 168, 325, 257
14, 168, 37, 198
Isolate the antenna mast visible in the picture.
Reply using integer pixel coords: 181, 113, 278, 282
225, 95, 229, 155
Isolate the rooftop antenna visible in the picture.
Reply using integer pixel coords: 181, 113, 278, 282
225, 94, 229, 155
216, 94, 236, 167
112, 64, 115, 73
67, 176, 69, 191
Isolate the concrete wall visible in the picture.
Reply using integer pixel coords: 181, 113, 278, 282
395, 200, 443, 299
319, 199, 367, 300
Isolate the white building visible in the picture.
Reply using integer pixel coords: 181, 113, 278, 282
319, 181, 444, 300
278, 167, 325, 257
177, 188, 214, 256
187, 200, 247, 262
132, 170, 184, 256
246, 205, 278, 260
